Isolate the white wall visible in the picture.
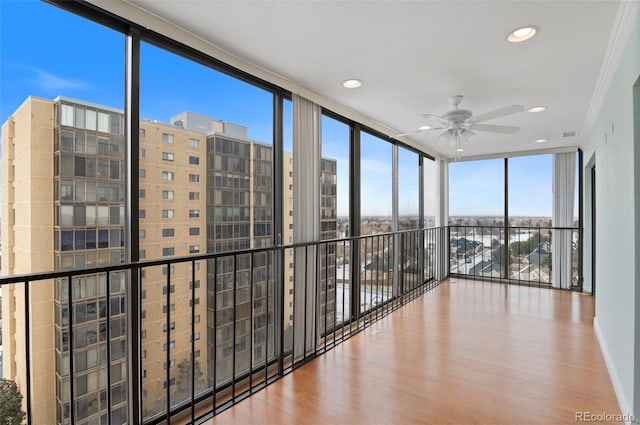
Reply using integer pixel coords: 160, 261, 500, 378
582, 9, 640, 421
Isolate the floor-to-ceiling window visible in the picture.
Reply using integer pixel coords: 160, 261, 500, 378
448, 159, 505, 277
359, 131, 393, 312
448, 152, 581, 287
1, 2, 126, 424
138, 40, 275, 419
321, 114, 350, 325
508, 154, 552, 283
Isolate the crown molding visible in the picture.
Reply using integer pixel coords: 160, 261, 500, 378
583, 1, 640, 137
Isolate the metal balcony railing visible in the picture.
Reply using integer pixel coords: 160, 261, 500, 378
0, 227, 447, 425
448, 225, 582, 290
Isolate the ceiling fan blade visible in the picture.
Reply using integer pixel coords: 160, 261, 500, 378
395, 127, 446, 137
469, 105, 524, 123
468, 123, 520, 134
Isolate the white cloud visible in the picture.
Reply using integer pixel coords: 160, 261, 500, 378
24, 66, 91, 93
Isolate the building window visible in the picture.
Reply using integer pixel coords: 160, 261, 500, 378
162, 322, 175, 332
189, 174, 200, 183
162, 304, 175, 314
139, 209, 146, 218
189, 192, 199, 200
162, 247, 175, 256
162, 152, 174, 161
162, 228, 174, 237
162, 266, 175, 276
61, 104, 74, 126
139, 230, 145, 239
189, 138, 199, 148
139, 169, 145, 178
98, 112, 109, 133
163, 378, 176, 388
189, 209, 200, 218
139, 128, 146, 138
190, 280, 200, 290
139, 189, 145, 198
162, 171, 174, 181
162, 133, 174, 143
139, 148, 145, 157
189, 156, 199, 165
162, 190, 174, 200
162, 209, 174, 219
189, 227, 200, 236
189, 245, 200, 254
139, 250, 146, 259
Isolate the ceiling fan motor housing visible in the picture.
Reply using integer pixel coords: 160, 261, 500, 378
443, 109, 473, 123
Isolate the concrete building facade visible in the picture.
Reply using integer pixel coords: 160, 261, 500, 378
1, 96, 337, 424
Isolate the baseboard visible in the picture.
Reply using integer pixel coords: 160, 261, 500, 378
594, 317, 637, 424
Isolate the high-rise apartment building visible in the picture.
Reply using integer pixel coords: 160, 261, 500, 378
137, 118, 208, 417
1, 96, 337, 424
1, 96, 129, 424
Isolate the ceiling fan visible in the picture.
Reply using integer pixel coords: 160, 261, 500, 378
398, 95, 524, 157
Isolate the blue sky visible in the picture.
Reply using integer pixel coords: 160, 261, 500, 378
1, 0, 568, 219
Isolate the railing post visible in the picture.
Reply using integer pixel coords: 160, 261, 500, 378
503, 158, 510, 280
277, 245, 285, 376
399, 232, 405, 300
24, 280, 32, 424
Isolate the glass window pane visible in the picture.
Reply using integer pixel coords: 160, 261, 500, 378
360, 131, 393, 314
1, 2, 126, 422
508, 154, 552, 226
423, 158, 436, 227
449, 159, 505, 277
449, 159, 505, 222
360, 132, 392, 234
139, 40, 274, 415
320, 114, 349, 326
398, 147, 419, 230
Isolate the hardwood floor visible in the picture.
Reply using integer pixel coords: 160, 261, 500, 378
203, 279, 621, 424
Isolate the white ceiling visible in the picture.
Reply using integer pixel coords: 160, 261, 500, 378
121, 0, 621, 159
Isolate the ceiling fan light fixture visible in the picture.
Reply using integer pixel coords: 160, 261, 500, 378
418, 125, 432, 131
528, 106, 547, 113
342, 79, 362, 89
507, 25, 538, 43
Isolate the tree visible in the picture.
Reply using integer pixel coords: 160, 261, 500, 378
0, 379, 26, 425
175, 359, 207, 403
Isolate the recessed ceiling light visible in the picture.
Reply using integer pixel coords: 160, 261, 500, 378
456, 148, 465, 152
507, 26, 539, 43
528, 106, 547, 113
342, 79, 362, 89
418, 125, 432, 131
535, 139, 548, 143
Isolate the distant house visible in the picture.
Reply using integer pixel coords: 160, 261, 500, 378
469, 260, 503, 278
526, 241, 551, 265
364, 256, 391, 272
450, 237, 482, 258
